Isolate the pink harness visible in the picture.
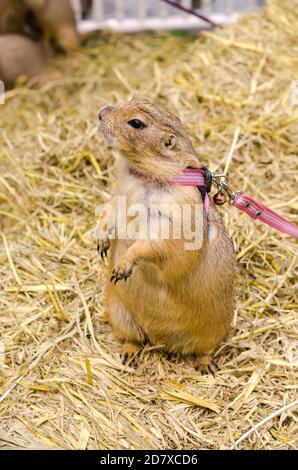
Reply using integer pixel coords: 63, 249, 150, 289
170, 168, 298, 238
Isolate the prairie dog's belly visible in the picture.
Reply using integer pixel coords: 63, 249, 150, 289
112, 238, 232, 355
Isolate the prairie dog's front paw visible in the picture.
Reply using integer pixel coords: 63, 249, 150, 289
111, 259, 137, 284
97, 227, 114, 261
97, 236, 111, 261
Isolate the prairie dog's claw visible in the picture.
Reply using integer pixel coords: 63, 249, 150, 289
121, 342, 140, 365
110, 263, 134, 284
97, 237, 111, 261
194, 355, 218, 375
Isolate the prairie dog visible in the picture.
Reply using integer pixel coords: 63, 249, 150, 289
24, 0, 79, 52
97, 99, 237, 371
0, 34, 49, 89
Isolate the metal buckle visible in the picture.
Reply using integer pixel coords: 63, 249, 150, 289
211, 173, 236, 199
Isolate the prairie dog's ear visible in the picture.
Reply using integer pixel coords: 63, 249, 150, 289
161, 133, 176, 151
185, 155, 207, 169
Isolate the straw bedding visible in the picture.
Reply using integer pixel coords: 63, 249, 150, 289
0, 0, 297, 450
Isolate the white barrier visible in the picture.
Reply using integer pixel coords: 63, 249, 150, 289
71, 0, 264, 33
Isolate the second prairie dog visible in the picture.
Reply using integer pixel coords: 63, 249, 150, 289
0, 34, 49, 89
0, 0, 25, 34
24, 0, 79, 52
97, 99, 237, 371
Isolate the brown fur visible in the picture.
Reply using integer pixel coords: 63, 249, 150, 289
97, 99, 237, 368
24, 0, 79, 52
0, 0, 25, 34
0, 34, 49, 89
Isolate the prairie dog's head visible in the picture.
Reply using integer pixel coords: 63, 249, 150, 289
97, 99, 205, 180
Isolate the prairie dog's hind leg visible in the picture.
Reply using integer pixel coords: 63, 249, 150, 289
194, 354, 218, 375
105, 285, 146, 363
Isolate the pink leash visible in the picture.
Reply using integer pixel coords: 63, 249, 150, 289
231, 192, 298, 238
170, 168, 298, 238
170, 168, 210, 214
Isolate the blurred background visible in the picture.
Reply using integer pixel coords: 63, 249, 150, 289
0, 0, 266, 90
73, 1, 265, 32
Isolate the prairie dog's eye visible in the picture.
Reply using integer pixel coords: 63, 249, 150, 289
127, 119, 146, 129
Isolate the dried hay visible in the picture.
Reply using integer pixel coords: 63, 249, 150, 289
0, 0, 297, 450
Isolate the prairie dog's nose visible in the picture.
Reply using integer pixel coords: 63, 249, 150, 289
98, 105, 114, 120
